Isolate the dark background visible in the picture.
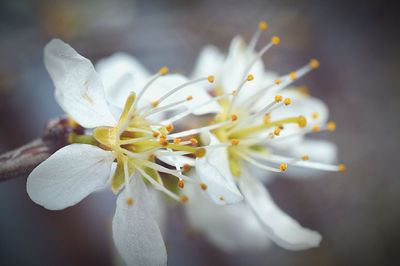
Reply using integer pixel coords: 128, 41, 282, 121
0, 0, 399, 265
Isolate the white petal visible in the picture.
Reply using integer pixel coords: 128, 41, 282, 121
284, 139, 338, 179
184, 184, 271, 252
238, 171, 322, 250
44, 39, 116, 128
244, 164, 275, 185
191, 45, 224, 81
195, 132, 243, 205
147, 187, 168, 236
113, 175, 167, 266
96, 52, 151, 108
27, 144, 114, 210
220, 36, 266, 103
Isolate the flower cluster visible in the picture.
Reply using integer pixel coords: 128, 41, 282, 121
27, 21, 345, 265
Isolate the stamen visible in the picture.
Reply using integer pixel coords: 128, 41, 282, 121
302, 154, 310, 161
248, 20, 268, 52
235, 151, 282, 172
162, 92, 232, 125
309, 59, 320, 69
180, 195, 189, 203
152, 131, 160, 138
311, 112, 319, 120
126, 197, 134, 206
166, 124, 174, 133
227, 74, 254, 114
274, 127, 281, 136
200, 182, 208, 190
312, 125, 320, 133
134, 66, 168, 108
284, 98, 291, 106
136, 167, 180, 201
249, 152, 345, 172
279, 163, 288, 172
275, 95, 283, 102
168, 119, 234, 139
327, 121, 337, 132
173, 138, 182, 144
182, 164, 191, 173
156, 76, 212, 106
143, 98, 189, 117
195, 148, 207, 158
178, 179, 185, 189
231, 139, 240, 145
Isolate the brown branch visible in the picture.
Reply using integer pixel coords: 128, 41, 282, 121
0, 117, 70, 182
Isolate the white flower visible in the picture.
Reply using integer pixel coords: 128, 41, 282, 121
27, 39, 224, 266
184, 22, 346, 251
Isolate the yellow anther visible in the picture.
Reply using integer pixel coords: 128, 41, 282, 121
258, 21, 268, 31
178, 179, 185, 189
166, 124, 174, 133
126, 197, 134, 206
289, 72, 297, 81
231, 139, 240, 145
149, 154, 156, 161
231, 90, 238, 96
327, 121, 337, 132
159, 66, 169, 75
338, 164, 346, 172
298, 85, 310, 96
208, 75, 215, 83
195, 148, 206, 158
182, 164, 191, 173
263, 113, 271, 124
297, 116, 307, 128
284, 98, 291, 106
152, 131, 160, 138
200, 183, 208, 190
312, 125, 320, 132
302, 155, 310, 161
275, 95, 283, 102
190, 138, 198, 146
272, 36, 280, 45
274, 127, 281, 136
231, 114, 238, 121
311, 112, 319, 120
247, 74, 254, 81
180, 195, 189, 203
159, 138, 169, 146
275, 79, 282, 85
173, 138, 182, 144
219, 196, 225, 201
309, 59, 320, 69
279, 163, 288, 172
151, 100, 159, 108
186, 95, 193, 101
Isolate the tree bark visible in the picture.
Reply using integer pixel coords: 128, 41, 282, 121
0, 117, 69, 182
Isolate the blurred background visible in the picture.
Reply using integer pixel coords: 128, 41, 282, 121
0, 0, 399, 265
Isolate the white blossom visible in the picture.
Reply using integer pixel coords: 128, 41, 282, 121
183, 22, 345, 251
27, 39, 224, 266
